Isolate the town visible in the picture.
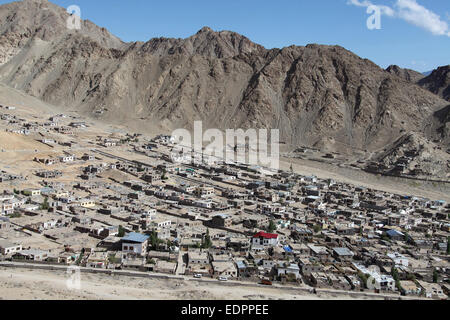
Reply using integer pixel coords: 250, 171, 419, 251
0, 100, 449, 300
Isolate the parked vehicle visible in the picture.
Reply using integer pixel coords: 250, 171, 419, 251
218, 276, 228, 282
193, 274, 202, 279
260, 279, 273, 286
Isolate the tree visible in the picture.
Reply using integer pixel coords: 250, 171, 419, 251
118, 225, 126, 237
40, 197, 50, 210
267, 220, 277, 233
433, 268, 439, 283
313, 225, 322, 234
202, 228, 212, 249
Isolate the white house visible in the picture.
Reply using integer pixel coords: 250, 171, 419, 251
252, 232, 279, 247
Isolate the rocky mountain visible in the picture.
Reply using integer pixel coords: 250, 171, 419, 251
0, 0, 448, 154
386, 65, 424, 83
418, 65, 450, 102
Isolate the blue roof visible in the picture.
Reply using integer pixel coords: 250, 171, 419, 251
122, 232, 149, 243
387, 229, 404, 237
283, 246, 293, 253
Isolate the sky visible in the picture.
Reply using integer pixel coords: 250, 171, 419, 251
2, 0, 449, 72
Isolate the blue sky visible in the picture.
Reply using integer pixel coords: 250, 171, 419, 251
2, 0, 449, 72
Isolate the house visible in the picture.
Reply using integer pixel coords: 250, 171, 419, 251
210, 214, 233, 228
212, 261, 237, 278
154, 260, 177, 274
332, 247, 355, 262
386, 229, 405, 241
79, 199, 96, 208
194, 185, 215, 198
353, 263, 396, 291
85, 251, 109, 269
417, 281, 447, 300
0, 217, 11, 231
277, 262, 301, 279
22, 188, 41, 197
0, 240, 22, 255
12, 249, 49, 262
299, 258, 323, 275
252, 232, 278, 248
59, 155, 75, 163
308, 244, 331, 262
399, 280, 422, 296
121, 232, 149, 257
188, 250, 209, 265
387, 252, 409, 268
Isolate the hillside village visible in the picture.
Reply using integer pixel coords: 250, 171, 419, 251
0, 101, 449, 300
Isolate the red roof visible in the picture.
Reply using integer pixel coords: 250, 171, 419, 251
253, 232, 278, 239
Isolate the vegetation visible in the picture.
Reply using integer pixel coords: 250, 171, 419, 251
391, 267, 403, 292
118, 225, 126, 237
40, 197, 50, 210
108, 255, 121, 264
8, 212, 22, 218
447, 237, 450, 255
75, 253, 84, 266
201, 228, 212, 249
150, 230, 164, 249
267, 220, 277, 233
381, 233, 390, 242
358, 271, 369, 288
313, 225, 322, 233
433, 268, 439, 283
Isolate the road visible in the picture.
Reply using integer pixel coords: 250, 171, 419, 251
0, 261, 430, 300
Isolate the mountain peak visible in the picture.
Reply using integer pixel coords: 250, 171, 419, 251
386, 65, 424, 83
197, 26, 214, 34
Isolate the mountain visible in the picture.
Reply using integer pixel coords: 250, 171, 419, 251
422, 70, 433, 77
0, 0, 448, 154
385, 65, 424, 83
418, 65, 450, 102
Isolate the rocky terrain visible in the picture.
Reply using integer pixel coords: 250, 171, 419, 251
419, 66, 450, 102
0, 0, 448, 157
386, 65, 425, 83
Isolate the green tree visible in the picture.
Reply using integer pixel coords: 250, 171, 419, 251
358, 271, 369, 288
150, 230, 164, 250
202, 228, 212, 249
313, 225, 322, 234
433, 268, 439, 283
40, 197, 50, 210
118, 225, 126, 237
267, 220, 277, 233
391, 267, 399, 281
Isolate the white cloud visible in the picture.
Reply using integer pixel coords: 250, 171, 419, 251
347, 0, 395, 16
348, 0, 450, 37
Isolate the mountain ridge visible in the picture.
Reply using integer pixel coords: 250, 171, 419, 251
0, 0, 448, 154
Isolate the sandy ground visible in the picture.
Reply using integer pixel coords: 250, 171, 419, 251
0, 267, 366, 300
280, 158, 450, 202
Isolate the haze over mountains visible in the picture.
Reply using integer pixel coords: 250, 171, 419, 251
0, 0, 448, 154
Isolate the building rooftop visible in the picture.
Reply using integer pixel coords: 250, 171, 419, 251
122, 232, 150, 243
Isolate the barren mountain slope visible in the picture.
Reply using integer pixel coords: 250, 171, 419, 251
385, 65, 424, 83
418, 65, 450, 102
0, 0, 448, 154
